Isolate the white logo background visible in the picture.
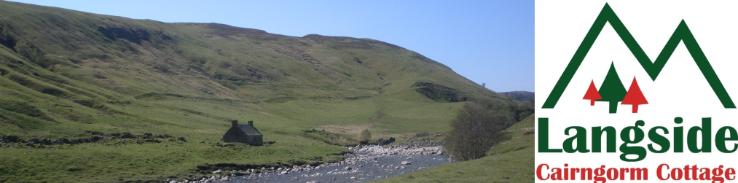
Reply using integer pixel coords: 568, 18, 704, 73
536, 1, 738, 182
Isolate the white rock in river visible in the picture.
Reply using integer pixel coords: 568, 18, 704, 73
401, 161, 411, 165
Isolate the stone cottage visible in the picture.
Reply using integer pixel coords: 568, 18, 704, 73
222, 120, 263, 146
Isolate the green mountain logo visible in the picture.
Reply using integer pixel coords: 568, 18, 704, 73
542, 3, 735, 113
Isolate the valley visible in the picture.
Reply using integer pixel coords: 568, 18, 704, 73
0, 1, 530, 182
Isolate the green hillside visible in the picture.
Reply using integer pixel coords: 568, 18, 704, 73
0, 1, 530, 182
379, 115, 534, 183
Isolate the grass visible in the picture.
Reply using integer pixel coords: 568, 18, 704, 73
0, 137, 343, 182
378, 115, 534, 183
0, 95, 464, 182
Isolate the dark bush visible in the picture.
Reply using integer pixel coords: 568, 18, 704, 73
358, 129, 371, 145
97, 27, 150, 44
153, 64, 170, 73
376, 137, 395, 145
92, 72, 107, 79
444, 101, 515, 161
412, 82, 467, 102
40, 87, 65, 97
85, 130, 104, 136
0, 135, 22, 143
0, 31, 17, 50
66, 166, 82, 172
119, 132, 135, 139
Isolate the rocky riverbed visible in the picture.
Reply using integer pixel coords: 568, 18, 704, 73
174, 145, 450, 183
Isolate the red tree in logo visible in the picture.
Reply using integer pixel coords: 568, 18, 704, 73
583, 80, 601, 106
622, 77, 648, 113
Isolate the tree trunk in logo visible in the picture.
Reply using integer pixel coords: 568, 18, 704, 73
598, 63, 627, 113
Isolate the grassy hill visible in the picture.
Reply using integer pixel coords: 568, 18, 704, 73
378, 115, 534, 183
0, 1, 529, 182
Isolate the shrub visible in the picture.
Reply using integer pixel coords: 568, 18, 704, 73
412, 81, 466, 102
152, 64, 171, 73
444, 101, 514, 161
358, 129, 371, 145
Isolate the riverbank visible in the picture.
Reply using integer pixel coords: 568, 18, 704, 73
171, 145, 450, 183
379, 115, 534, 183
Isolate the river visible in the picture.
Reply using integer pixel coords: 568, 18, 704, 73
200, 145, 451, 183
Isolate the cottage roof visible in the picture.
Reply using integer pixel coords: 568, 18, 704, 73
238, 124, 262, 136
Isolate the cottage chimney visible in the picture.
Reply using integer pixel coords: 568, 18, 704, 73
231, 120, 238, 127
248, 120, 254, 126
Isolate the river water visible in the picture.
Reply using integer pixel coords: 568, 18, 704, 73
214, 145, 451, 183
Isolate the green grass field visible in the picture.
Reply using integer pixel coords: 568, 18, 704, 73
0, 94, 466, 182
379, 115, 534, 183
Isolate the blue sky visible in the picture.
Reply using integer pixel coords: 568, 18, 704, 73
14, 0, 533, 92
